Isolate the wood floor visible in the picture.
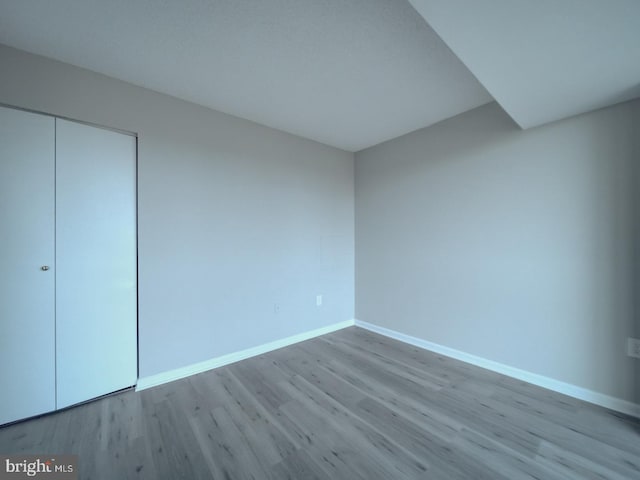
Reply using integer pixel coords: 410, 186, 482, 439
1, 327, 639, 479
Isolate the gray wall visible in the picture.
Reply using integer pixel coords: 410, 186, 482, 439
356, 101, 640, 403
0, 44, 354, 378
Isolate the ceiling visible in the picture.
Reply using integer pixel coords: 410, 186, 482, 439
408, 0, 640, 129
0, 0, 492, 151
0, 1, 637, 151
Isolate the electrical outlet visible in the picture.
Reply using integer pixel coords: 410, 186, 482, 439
316, 295, 323, 307
628, 338, 640, 359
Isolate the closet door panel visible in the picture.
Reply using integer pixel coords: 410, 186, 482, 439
55, 119, 137, 409
0, 106, 56, 425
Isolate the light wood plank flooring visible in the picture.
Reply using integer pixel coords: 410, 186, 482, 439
1, 327, 639, 479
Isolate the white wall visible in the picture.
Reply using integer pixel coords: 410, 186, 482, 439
356, 100, 640, 403
0, 44, 354, 378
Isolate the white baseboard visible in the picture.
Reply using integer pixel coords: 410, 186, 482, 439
355, 320, 640, 418
136, 319, 355, 391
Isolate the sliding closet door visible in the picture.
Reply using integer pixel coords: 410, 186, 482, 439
0, 106, 56, 425
55, 119, 137, 409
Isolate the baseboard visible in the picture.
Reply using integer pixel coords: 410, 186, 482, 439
355, 320, 640, 418
136, 319, 355, 391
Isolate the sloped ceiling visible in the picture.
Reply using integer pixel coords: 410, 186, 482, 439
1, 1, 637, 149
408, 0, 640, 129
0, 0, 492, 151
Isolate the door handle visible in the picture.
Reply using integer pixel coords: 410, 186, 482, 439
41, 266, 50, 271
